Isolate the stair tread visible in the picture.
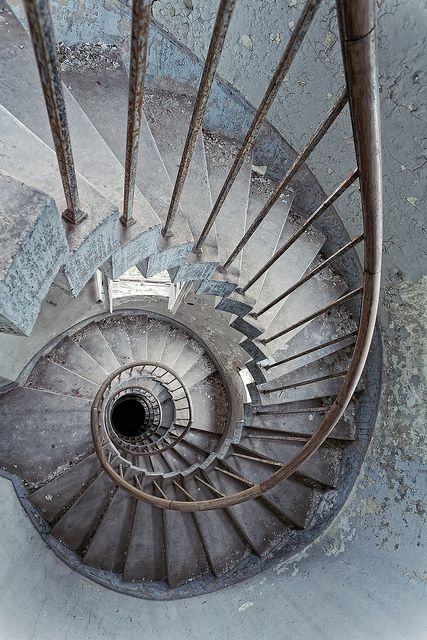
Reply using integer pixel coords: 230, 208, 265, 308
25, 357, 98, 399
204, 134, 252, 271
263, 316, 357, 380
62, 60, 191, 243
236, 438, 341, 488
249, 407, 356, 441
30, 453, 101, 524
97, 316, 134, 366
0, 386, 92, 484
73, 322, 121, 373
163, 483, 210, 587
221, 456, 320, 529
145, 319, 170, 363
203, 468, 286, 556
51, 471, 115, 555
144, 89, 217, 258
0, 8, 159, 234
84, 488, 136, 573
123, 496, 166, 583
260, 261, 349, 349
47, 335, 108, 383
184, 476, 250, 577
122, 315, 149, 362
0, 105, 118, 255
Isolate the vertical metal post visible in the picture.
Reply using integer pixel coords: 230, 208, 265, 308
162, 0, 237, 237
194, 0, 322, 252
23, 0, 87, 224
121, 0, 151, 228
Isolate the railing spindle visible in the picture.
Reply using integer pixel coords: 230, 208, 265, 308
263, 330, 358, 371
241, 168, 358, 294
23, 0, 86, 224
223, 91, 348, 271
261, 286, 363, 345
254, 233, 363, 318
122, 0, 151, 228
162, 0, 237, 237
194, 0, 322, 253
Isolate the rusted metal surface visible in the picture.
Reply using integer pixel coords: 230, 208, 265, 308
194, 0, 322, 253
224, 91, 349, 272
242, 167, 359, 295
122, 0, 151, 228
254, 232, 364, 318
23, 0, 86, 224
162, 0, 237, 237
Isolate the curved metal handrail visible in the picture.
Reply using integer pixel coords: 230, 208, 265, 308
90, 0, 382, 511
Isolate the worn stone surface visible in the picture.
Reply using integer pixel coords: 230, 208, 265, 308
0, 174, 68, 335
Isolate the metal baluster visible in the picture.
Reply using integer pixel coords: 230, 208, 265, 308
162, 0, 237, 236
263, 330, 358, 371
222, 91, 349, 271
194, 0, 322, 252
241, 168, 358, 295
253, 233, 364, 317
261, 286, 363, 345
23, 0, 86, 224
122, 0, 151, 227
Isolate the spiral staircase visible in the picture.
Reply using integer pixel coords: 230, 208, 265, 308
0, 0, 382, 598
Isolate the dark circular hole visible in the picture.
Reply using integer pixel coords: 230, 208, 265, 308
111, 395, 147, 438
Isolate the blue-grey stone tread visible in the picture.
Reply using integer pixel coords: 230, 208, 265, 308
97, 316, 134, 366
180, 354, 216, 389
145, 318, 170, 363
222, 455, 320, 529
239, 179, 291, 301
237, 437, 341, 489
0, 387, 92, 484
264, 315, 357, 380
25, 357, 98, 399
163, 483, 210, 587
83, 489, 136, 573
144, 89, 218, 259
184, 477, 250, 577
203, 468, 285, 556
122, 315, 149, 362
123, 498, 166, 583
47, 335, 108, 383
73, 322, 121, 374
29, 453, 101, 524
204, 134, 252, 271
51, 472, 116, 555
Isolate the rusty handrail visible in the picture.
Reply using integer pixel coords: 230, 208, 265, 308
23, 0, 86, 224
90, 0, 381, 511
